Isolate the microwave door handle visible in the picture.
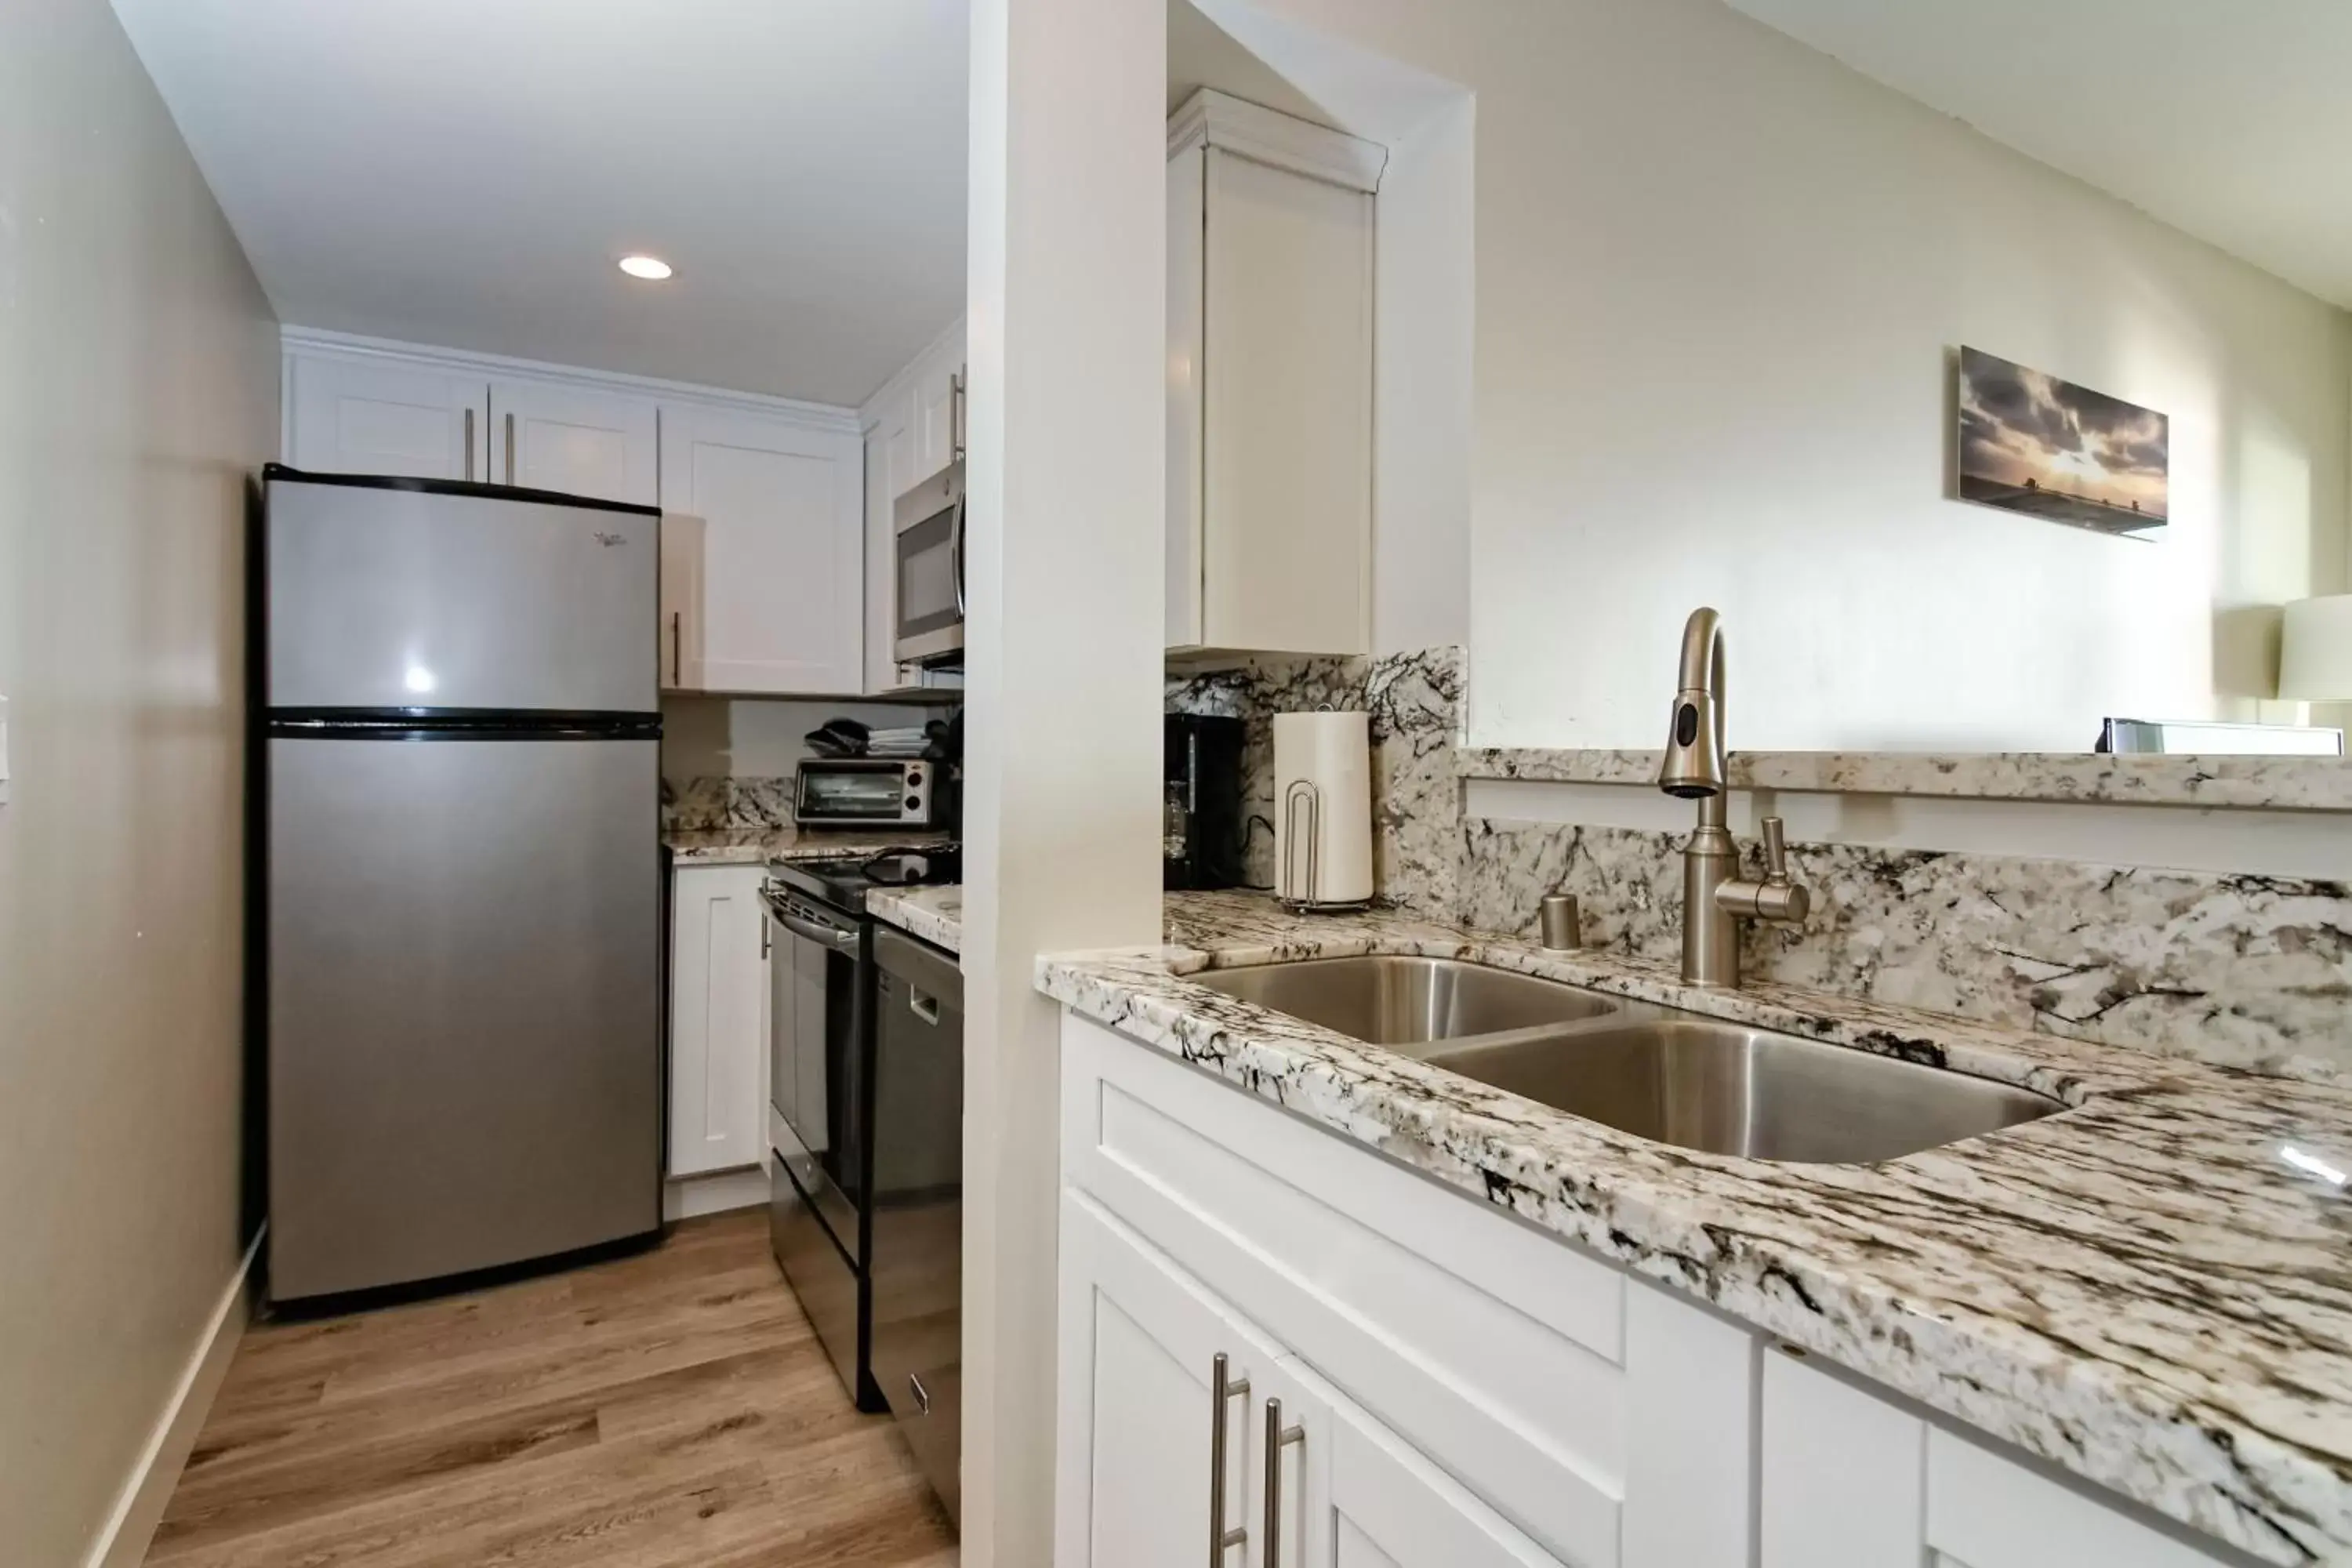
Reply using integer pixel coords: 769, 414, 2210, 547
950, 495, 967, 617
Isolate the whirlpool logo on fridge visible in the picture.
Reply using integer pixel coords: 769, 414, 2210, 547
592, 531, 627, 547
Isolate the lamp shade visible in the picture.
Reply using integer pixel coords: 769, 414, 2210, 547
2280, 595, 2352, 701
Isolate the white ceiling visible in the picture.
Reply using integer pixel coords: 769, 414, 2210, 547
111, 0, 969, 407
1167, 2, 1330, 124
1721, 0, 2352, 310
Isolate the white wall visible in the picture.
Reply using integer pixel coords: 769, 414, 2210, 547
1210, 0, 2352, 750
0, 0, 278, 1560
961, 0, 1166, 1558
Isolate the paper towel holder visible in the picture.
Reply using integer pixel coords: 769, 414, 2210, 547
1280, 778, 1370, 913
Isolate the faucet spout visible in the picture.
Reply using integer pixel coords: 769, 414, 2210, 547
1657, 607, 1726, 800
1655, 606, 1808, 987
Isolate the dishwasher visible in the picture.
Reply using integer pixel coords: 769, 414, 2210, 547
868, 924, 964, 1524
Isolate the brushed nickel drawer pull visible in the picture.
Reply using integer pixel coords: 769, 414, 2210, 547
1209, 1352, 1250, 1563
1262, 1396, 1305, 1566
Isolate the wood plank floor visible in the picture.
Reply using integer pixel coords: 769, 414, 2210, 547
146, 1210, 958, 1567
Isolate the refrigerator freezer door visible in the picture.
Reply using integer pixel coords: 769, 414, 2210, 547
267, 476, 658, 713
267, 732, 662, 1300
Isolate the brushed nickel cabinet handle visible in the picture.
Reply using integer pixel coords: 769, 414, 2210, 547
950, 368, 966, 461
1208, 1353, 1250, 1564
463, 408, 475, 481
908, 1371, 931, 1415
670, 611, 682, 688
1262, 1397, 1305, 1566
504, 411, 517, 486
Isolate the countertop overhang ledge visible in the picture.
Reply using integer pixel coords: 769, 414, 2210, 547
1457, 746, 2352, 812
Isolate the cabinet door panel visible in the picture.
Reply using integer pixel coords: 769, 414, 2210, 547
915, 360, 960, 485
666, 866, 769, 1178
287, 354, 486, 480
1166, 144, 1207, 649
1200, 147, 1371, 655
1760, 1348, 1923, 1568
490, 379, 659, 505
1323, 1400, 1570, 1568
659, 512, 706, 691
1057, 1191, 1287, 1568
862, 423, 896, 691
1927, 1428, 2234, 1568
661, 408, 862, 695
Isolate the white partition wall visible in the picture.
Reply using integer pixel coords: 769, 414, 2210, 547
959, 0, 1167, 1561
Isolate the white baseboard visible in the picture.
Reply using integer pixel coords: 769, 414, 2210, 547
663, 1165, 770, 1221
87, 1231, 260, 1568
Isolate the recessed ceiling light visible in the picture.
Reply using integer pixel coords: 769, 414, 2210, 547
618, 255, 673, 281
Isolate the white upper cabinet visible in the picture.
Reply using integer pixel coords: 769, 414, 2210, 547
662, 405, 864, 695
913, 354, 964, 493
284, 333, 872, 698
1167, 90, 1378, 657
859, 318, 967, 693
285, 352, 488, 481
489, 377, 659, 506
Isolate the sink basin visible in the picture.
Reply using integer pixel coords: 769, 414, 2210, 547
1423, 1018, 2064, 1163
1191, 956, 1620, 1046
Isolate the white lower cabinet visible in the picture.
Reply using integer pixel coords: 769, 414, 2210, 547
1058, 1189, 1553, 1568
1059, 1011, 2242, 1568
1761, 1348, 2237, 1568
1058, 1013, 1754, 1568
666, 865, 770, 1178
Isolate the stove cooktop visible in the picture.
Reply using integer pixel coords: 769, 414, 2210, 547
771, 845, 960, 914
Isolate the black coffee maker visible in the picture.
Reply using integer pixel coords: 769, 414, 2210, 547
1164, 713, 1244, 890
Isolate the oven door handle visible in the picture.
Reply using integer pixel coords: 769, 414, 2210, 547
773, 907, 862, 953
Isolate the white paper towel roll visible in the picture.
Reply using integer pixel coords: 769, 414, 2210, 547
1273, 710, 1373, 907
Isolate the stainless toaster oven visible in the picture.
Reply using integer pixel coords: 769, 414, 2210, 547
793, 758, 946, 829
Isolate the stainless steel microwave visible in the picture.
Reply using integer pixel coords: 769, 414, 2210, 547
893, 462, 964, 667
794, 758, 947, 829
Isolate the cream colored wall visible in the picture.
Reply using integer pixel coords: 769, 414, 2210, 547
1204, 0, 2352, 750
0, 0, 277, 1560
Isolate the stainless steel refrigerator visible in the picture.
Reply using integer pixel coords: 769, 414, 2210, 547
261, 466, 664, 1303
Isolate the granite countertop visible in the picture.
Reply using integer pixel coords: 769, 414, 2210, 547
662, 826, 951, 866
1038, 890, 2352, 1564
866, 884, 964, 953
1458, 746, 2352, 812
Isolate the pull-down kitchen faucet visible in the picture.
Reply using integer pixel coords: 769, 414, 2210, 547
1657, 607, 1809, 987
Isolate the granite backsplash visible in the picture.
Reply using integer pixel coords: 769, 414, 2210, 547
1461, 815, 2352, 1080
1166, 646, 1465, 920
664, 775, 796, 832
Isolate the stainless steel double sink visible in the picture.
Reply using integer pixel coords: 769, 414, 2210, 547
1194, 956, 2063, 1163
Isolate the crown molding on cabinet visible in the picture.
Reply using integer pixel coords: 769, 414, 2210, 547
279, 325, 863, 436
1167, 88, 1388, 194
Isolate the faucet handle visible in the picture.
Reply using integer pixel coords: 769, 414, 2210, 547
1761, 815, 1790, 880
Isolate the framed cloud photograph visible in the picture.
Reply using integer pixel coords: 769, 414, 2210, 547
1956, 347, 2168, 539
